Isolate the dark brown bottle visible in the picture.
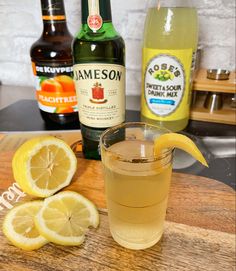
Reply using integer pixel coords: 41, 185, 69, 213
30, 0, 79, 125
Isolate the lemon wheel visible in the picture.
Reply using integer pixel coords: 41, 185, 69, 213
35, 191, 99, 246
2, 201, 48, 251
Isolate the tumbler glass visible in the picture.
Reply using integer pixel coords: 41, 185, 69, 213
100, 122, 173, 250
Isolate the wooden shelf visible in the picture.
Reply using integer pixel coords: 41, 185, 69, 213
190, 92, 236, 125
190, 69, 236, 125
193, 69, 236, 93
190, 107, 236, 125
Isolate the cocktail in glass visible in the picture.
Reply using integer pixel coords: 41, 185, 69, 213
100, 122, 173, 250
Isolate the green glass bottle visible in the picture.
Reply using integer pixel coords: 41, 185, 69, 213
73, 0, 126, 160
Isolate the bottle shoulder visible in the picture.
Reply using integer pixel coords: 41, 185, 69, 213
31, 33, 73, 49
73, 23, 124, 43
30, 35, 73, 62
72, 36, 125, 65
73, 34, 125, 48
143, 7, 198, 49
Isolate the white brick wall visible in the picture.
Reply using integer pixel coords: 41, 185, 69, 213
0, 0, 235, 96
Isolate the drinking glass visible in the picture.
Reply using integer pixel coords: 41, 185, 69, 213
100, 122, 173, 250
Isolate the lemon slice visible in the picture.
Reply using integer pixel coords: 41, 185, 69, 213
12, 136, 77, 197
35, 191, 99, 246
154, 133, 208, 167
2, 201, 48, 251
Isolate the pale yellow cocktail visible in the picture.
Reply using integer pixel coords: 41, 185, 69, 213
100, 122, 207, 250
100, 123, 173, 250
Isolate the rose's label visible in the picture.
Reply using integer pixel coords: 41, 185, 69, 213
32, 62, 78, 114
73, 63, 125, 128
141, 48, 193, 121
87, 0, 103, 31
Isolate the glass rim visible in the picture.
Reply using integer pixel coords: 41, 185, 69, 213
100, 122, 174, 162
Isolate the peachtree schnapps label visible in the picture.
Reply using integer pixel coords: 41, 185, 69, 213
32, 62, 78, 114
142, 48, 193, 121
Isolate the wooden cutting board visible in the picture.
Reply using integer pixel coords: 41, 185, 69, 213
0, 209, 235, 271
0, 134, 235, 270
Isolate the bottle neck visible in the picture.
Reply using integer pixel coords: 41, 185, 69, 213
40, 0, 70, 36
81, 0, 112, 31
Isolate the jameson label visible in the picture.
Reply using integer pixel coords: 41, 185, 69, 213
142, 48, 193, 121
32, 62, 78, 114
73, 63, 125, 128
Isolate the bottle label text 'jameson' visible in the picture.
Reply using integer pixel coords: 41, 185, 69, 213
74, 69, 122, 81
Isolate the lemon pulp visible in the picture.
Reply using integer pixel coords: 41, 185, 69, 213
12, 136, 77, 197
35, 191, 99, 246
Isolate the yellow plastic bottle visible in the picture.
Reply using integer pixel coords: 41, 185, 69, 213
141, 0, 198, 131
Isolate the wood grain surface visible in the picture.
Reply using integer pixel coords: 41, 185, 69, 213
0, 209, 235, 271
0, 146, 235, 270
0, 151, 235, 233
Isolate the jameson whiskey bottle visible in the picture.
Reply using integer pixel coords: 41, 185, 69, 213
30, 0, 79, 125
73, 0, 125, 160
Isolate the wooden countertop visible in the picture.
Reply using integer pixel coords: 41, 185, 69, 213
0, 133, 235, 270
